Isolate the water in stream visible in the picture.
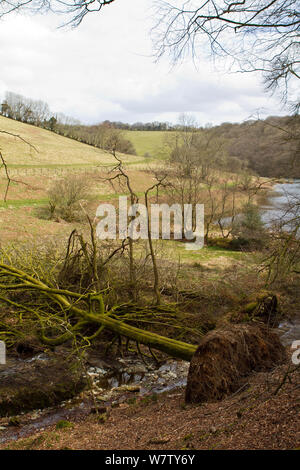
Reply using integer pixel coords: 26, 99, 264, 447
260, 179, 300, 228
261, 180, 300, 346
0, 356, 190, 444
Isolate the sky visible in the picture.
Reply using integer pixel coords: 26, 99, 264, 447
0, 0, 289, 126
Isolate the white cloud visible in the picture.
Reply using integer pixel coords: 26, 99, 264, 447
0, 1, 288, 125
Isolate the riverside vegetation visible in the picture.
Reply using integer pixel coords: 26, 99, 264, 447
0, 112, 299, 449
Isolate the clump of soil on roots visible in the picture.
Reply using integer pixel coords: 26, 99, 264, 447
185, 324, 286, 403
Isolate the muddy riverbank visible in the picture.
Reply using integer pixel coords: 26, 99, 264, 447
0, 353, 190, 444
1, 349, 298, 450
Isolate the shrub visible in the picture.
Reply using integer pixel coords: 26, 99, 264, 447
104, 130, 136, 155
47, 174, 90, 222
115, 136, 136, 155
231, 202, 267, 250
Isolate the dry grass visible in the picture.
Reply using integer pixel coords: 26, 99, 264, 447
0, 164, 161, 243
0, 116, 140, 166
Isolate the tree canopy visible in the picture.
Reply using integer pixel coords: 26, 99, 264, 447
0, 0, 116, 27
153, 1, 299, 108
0, 0, 298, 109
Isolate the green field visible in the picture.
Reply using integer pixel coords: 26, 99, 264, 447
124, 130, 172, 159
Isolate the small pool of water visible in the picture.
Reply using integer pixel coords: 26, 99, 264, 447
277, 318, 300, 346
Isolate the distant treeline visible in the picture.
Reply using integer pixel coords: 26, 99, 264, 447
100, 120, 174, 131
100, 116, 300, 177
205, 116, 300, 178
1, 91, 299, 177
0, 91, 136, 155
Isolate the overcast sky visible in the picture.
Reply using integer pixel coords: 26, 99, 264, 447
0, 0, 289, 126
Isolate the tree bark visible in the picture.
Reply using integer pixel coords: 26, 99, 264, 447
0, 263, 197, 361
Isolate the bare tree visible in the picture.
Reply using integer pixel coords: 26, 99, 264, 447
1, 91, 50, 125
144, 171, 168, 305
1, 0, 298, 106
152, 0, 299, 108
101, 150, 139, 302
216, 176, 239, 238
0, 130, 38, 201
0, 0, 117, 27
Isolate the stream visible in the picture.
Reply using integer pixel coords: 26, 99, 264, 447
0, 355, 189, 445
221, 180, 300, 345
261, 180, 300, 347
260, 179, 300, 228
1, 323, 297, 445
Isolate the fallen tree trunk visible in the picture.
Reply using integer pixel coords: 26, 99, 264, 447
0, 263, 197, 361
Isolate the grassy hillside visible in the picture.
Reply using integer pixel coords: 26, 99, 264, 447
124, 130, 171, 159
0, 116, 151, 244
0, 116, 141, 167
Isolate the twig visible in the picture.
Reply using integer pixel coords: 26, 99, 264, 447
273, 363, 300, 395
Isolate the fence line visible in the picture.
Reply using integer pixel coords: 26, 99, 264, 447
3, 166, 103, 177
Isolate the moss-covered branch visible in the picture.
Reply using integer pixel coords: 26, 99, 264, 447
0, 262, 197, 361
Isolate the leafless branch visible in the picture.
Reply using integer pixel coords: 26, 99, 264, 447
0, 129, 38, 201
